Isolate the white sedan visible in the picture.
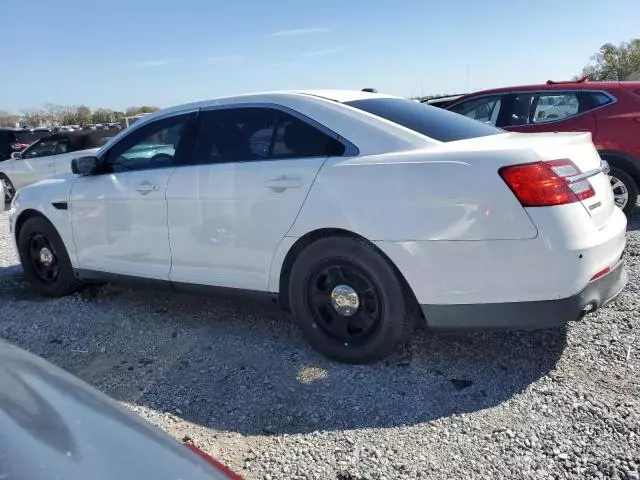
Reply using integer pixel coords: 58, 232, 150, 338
8, 90, 628, 363
1, 131, 115, 203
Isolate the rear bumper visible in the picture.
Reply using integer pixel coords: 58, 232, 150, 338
421, 258, 627, 331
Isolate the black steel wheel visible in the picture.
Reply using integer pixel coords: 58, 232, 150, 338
307, 261, 382, 345
289, 236, 416, 364
17, 216, 84, 297
27, 233, 59, 283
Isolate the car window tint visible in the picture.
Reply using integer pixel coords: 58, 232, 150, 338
192, 107, 344, 165
508, 92, 584, 126
105, 117, 188, 173
448, 96, 502, 126
21, 138, 59, 159
271, 112, 345, 158
345, 98, 502, 142
590, 92, 613, 107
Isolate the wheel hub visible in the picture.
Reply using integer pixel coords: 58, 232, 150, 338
39, 247, 54, 266
330, 284, 360, 316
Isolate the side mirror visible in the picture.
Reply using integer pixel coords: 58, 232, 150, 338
10, 152, 22, 160
71, 156, 99, 175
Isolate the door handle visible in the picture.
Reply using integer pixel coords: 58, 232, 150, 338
135, 181, 159, 195
264, 176, 301, 192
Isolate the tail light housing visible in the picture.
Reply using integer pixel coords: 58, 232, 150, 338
499, 159, 595, 207
10, 143, 28, 151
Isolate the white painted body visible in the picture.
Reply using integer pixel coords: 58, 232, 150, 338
10, 90, 626, 318
0, 147, 99, 191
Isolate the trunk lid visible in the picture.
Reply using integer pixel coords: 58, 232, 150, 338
442, 132, 614, 228
499, 132, 613, 229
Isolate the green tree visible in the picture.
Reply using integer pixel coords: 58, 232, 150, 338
580, 38, 640, 81
75, 105, 93, 125
92, 108, 115, 124
125, 105, 159, 116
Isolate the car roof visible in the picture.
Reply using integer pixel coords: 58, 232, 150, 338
458, 81, 640, 97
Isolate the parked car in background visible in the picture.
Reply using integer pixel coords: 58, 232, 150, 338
0, 339, 242, 479
446, 79, 640, 215
9, 90, 626, 363
421, 94, 465, 109
0, 128, 52, 162
1, 130, 114, 202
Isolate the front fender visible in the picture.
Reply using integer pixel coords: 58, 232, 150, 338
11, 176, 77, 268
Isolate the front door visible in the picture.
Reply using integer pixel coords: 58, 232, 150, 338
11, 137, 59, 190
70, 113, 196, 279
166, 106, 348, 291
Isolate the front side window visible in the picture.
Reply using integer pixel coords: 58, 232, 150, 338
191, 107, 345, 165
104, 115, 190, 173
21, 138, 60, 159
345, 98, 502, 142
449, 96, 503, 126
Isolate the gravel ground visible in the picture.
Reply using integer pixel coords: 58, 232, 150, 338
0, 209, 639, 480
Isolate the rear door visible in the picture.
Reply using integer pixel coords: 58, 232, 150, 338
501, 90, 597, 134
166, 106, 348, 291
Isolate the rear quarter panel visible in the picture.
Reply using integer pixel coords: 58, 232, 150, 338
288, 149, 539, 242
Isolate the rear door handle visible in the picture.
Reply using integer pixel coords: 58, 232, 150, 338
264, 177, 301, 192
135, 181, 159, 195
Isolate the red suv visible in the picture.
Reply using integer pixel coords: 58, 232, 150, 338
445, 80, 640, 215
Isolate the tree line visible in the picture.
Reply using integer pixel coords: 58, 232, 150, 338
0, 105, 159, 128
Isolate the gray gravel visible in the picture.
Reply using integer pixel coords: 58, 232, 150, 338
0, 208, 639, 480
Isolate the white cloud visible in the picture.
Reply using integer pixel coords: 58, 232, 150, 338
129, 59, 177, 68
206, 54, 243, 63
271, 27, 328, 37
300, 46, 348, 58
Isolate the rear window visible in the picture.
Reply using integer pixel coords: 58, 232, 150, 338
344, 98, 502, 142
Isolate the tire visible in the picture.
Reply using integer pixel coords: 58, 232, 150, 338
608, 167, 638, 216
288, 236, 416, 364
17, 216, 84, 297
0, 175, 15, 204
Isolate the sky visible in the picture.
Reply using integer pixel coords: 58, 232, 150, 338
3, 0, 639, 113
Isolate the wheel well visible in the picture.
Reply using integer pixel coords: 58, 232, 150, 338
277, 228, 422, 319
600, 152, 640, 186
14, 209, 49, 243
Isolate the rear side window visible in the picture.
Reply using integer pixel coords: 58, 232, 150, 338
345, 98, 502, 142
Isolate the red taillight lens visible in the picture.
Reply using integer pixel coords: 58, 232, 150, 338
499, 159, 595, 207
184, 443, 244, 479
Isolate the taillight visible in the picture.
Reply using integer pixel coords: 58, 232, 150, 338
499, 159, 595, 207
10, 143, 28, 151
184, 442, 244, 479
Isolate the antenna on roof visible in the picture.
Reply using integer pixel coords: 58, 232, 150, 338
546, 75, 589, 85
362, 88, 378, 93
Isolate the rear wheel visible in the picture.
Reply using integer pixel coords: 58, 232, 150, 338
17, 216, 84, 297
1, 175, 15, 203
608, 167, 638, 216
289, 236, 415, 364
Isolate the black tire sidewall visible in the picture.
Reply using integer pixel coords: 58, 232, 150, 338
609, 167, 638, 215
17, 216, 81, 297
289, 237, 410, 363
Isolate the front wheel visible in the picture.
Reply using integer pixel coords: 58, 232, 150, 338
17, 216, 84, 297
289, 236, 415, 364
608, 167, 638, 216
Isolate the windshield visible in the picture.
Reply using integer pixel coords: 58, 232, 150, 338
345, 98, 502, 142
